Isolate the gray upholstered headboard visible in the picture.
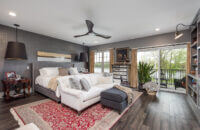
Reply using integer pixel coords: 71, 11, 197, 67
32, 61, 85, 91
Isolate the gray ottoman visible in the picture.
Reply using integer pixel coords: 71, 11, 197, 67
100, 88, 127, 114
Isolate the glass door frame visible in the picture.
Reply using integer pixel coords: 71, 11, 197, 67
137, 44, 187, 89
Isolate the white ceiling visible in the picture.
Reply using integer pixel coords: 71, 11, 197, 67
0, 0, 200, 46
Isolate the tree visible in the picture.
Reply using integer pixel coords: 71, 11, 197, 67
160, 48, 186, 70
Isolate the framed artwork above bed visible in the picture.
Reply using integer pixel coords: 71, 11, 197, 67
37, 51, 72, 62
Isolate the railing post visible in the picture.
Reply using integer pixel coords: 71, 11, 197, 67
158, 49, 161, 88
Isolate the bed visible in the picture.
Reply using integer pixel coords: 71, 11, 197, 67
33, 61, 84, 102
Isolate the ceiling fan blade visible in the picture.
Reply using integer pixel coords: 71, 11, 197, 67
74, 20, 111, 39
93, 32, 111, 39
74, 32, 89, 38
86, 20, 94, 32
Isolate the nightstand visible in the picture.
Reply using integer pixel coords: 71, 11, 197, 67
1, 78, 31, 101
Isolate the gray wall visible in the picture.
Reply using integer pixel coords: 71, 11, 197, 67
90, 30, 190, 50
0, 23, 191, 91
0, 24, 87, 91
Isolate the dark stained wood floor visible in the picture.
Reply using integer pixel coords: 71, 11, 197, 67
0, 91, 199, 130
111, 91, 200, 130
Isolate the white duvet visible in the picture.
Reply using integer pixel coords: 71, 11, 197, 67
35, 75, 60, 97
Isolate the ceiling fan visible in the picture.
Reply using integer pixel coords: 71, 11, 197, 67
74, 20, 111, 39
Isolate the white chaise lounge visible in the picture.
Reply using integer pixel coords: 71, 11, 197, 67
57, 73, 118, 115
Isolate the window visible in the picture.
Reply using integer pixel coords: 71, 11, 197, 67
104, 51, 110, 73
94, 52, 102, 73
94, 51, 110, 73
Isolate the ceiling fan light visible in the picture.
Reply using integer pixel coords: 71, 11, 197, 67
175, 32, 183, 40
89, 33, 95, 36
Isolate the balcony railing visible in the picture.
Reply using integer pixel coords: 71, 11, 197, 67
151, 69, 186, 88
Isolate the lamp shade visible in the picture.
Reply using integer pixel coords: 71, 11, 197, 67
74, 55, 79, 61
72, 54, 79, 61
79, 52, 88, 62
5, 42, 27, 60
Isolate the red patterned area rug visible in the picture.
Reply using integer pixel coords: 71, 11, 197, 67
10, 91, 142, 130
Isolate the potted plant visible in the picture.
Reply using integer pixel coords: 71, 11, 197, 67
138, 62, 155, 90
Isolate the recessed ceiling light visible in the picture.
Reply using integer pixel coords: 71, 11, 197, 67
9, 12, 16, 17
155, 28, 160, 31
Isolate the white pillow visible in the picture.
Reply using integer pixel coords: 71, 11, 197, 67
69, 67, 79, 75
39, 67, 59, 76
89, 74, 99, 85
57, 76, 74, 89
97, 76, 113, 84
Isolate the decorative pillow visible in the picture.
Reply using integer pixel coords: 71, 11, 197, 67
69, 78, 82, 90
80, 78, 91, 91
39, 69, 46, 76
97, 76, 113, 84
39, 67, 59, 76
89, 74, 101, 85
58, 68, 68, 76
68, 67, 79, 75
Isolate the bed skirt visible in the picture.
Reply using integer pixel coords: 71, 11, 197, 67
34, 85, 61, 102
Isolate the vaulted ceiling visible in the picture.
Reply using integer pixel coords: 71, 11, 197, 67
0, 0, 200, 46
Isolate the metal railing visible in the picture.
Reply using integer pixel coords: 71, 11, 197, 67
151, 69, 186, 88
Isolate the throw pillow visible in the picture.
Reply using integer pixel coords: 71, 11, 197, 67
39, 67, 59, 76
69, 67, 79, 75
80, 78, 91, 91
97, 76, 113, 84
69, 78, 82, 90
58, 68, 68, 76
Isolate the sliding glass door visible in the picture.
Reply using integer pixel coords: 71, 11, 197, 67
159, 47, 186, 90
137, 49, 159, 84
137, 45, 187, 92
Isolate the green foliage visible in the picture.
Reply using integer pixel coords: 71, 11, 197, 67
160, 48, 186, 69
138, 62, 156, 85
94, 62, 109, 68
94, 63, 102, 67
104, 62, 110, 68
138, 48, 186, 70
